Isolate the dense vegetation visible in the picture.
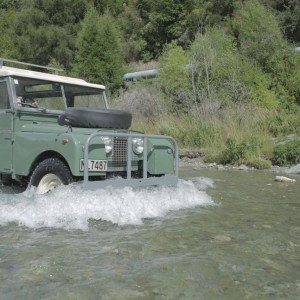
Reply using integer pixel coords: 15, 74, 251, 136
0, 0, 299, 167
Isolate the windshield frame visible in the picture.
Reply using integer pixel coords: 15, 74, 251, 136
10, 76, 107, 113
63, 83, 108, 110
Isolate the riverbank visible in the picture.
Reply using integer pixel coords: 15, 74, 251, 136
179, 150, 300, 174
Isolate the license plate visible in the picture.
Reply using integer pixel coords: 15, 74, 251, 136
80, 160, 108, 172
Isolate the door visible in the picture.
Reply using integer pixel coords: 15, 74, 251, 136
0, 79, 13, 173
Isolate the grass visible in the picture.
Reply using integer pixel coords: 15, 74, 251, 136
113, 81, 299, 169
272, 140, 300, 166
130, 106, 299, 169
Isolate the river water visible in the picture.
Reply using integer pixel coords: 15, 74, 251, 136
0, 168, 299, 299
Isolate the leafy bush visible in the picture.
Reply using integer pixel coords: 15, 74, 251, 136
219, 136, 262, 165
189, 27, 276, 109
267, 110, 300, 137
247, 158, 272, 170
231, 0, 300, 108
272, 140, 300, 166
231, 0, 285, 73
159, 44, 191, 112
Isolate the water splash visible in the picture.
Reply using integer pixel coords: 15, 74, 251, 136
0, 178, 214, 230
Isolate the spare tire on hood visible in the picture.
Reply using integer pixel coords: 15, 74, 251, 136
58, 107, 132, 129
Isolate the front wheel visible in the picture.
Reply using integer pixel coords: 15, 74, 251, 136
29, 158, 73, 194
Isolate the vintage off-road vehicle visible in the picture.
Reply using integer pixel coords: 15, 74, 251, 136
0, 58, 178, 194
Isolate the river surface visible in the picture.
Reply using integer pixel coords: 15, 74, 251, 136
0, 168, 299, 299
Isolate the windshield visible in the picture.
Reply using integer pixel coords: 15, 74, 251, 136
64, 84, 106, 109
13, 77, 106, 111
14, 77, 65, 111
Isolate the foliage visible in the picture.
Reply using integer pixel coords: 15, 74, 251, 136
0, 0, 299, 166
159, 44, 191, 112
0, 0, 20, 9
189, 27, 277, 109
0, 10, 19, 58
260, 0, 300, 42
231, 0, 300, 106
159, 119, 220, 149
93, 0, 125, 16
73, 9, 125, 91
112, 81, 164, 122
267, 109, 300, 137
218, 136, 268, 165
137, 0, 194, 58
1, 0, 88, 69
118, 1, 148, 62
232, 0, 285, 72
246, 158, 272, 170
272, 140, 300, 166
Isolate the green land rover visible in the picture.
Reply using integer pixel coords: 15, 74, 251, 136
0, 59, 178, 194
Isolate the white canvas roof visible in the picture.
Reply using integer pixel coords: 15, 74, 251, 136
0, 66, 105, 90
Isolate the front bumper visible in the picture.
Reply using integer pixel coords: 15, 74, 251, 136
83, 175, 178, 190
82, 132, 179, 189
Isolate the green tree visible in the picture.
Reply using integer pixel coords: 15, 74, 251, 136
187, 0, 238, 39
2, 0, 87, 69
0, 0, 20, 9
232, 0, 300, 106
138, 0, 194, 58
159, 44, 191, 112
74, 9, 125, 92
261, 0, 300, 43
93, 0, 125, 16
118, 1, 147, 62
189, 27, 277, 108
0, 9, 19, 58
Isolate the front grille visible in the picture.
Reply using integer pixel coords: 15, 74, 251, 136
113, 137, 128, 163
110, 137, 139, 170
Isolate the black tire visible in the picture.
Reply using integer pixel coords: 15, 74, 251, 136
58, 107, 132, 129
29, 158, 73, 193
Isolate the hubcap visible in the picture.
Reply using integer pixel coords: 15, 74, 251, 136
36, 173, 62, 195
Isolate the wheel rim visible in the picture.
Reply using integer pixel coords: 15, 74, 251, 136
36, 173, 62, 195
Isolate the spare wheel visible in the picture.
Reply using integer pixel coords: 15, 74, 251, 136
58, 107, 132, 129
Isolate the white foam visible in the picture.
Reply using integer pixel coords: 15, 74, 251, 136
0, 178, 214, 230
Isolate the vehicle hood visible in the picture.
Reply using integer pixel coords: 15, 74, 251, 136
20, 123, 140, 135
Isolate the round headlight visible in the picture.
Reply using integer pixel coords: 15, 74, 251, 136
101, 136, 113, 153
132, 138, 144, 154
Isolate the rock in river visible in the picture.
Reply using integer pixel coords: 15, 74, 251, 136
214, 235, 232, 242
275, 176, 296, 183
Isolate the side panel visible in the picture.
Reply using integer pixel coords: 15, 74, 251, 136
147, 139, 175, 175
13, 130, 85, 177
13, 126, 107, 177
0, 79, 13, 173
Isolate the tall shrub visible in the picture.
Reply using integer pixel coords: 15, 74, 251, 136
189, 27, 276, 110
231, 0, 300, 106
74, 9, 125, 92
159, 44, 191, 112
